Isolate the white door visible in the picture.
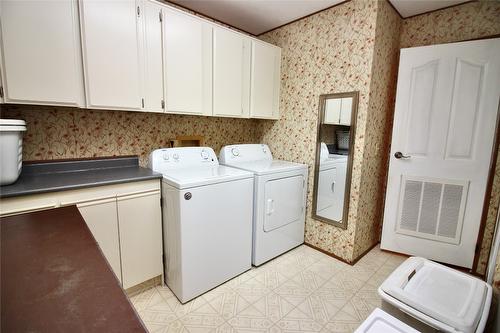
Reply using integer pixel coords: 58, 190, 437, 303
80, 0, 143, 111
163, 8, 212, 115
213, 27, 250, 118
142, 0, 164, 112
77, 198, 122, 283
117, 190, 162, 289
0, 0, 84, 106
381, 39, 500, 268
250, 41, 281, 119
264, 175, 305, 232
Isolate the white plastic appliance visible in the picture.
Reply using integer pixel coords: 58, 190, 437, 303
0, 119, 26, 185
219, 144, 308, 266
378, 257, 492, 333
317, 142, 347, 221
355, 308, 420, 333
149, 147, 254, 303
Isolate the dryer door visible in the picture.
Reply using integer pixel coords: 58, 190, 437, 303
264, 175, 305, 232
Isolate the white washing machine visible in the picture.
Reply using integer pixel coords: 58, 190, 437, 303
149, 147, 254, 303
220, 144, 308, 266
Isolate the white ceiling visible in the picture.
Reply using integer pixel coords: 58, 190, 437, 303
389, 0, 470, 18
169, 0, 344, 35
168, 0, 472, 35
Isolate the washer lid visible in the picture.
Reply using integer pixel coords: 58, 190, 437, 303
162, 165, 253, 189
225, 159, 307, 176
355, 308, 419, 333
0, 119, 26, 126
380, 257, 488, 333
319, 156, 347, 171
0, 119, 26, 131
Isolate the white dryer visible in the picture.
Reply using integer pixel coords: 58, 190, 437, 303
317, 142, 348, 221
149, 147, 254, 303
220, 144, 308, 266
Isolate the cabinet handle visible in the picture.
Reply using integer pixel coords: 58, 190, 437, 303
331, 181, 335, 193
74, 197, 117, 208
1, 202, 58, 217
117, 189, 160, 201
60, 195, 116, 207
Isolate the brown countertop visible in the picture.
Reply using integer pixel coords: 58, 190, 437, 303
1, 206, 147, 333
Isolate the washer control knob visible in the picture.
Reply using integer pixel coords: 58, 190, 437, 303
201, 150, 209, 160
173, 153, 179, 160
162, 152, 169, 161
231, 148, 240, 157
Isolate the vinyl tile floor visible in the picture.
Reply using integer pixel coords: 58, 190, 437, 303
129, 245, 407, 333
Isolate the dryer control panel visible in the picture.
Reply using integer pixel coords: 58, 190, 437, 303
149, 147, 218, 173
220, 144, 273, 164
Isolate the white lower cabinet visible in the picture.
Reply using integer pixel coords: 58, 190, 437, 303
77, 197, 122, 283
0, 180, 163, 290
117, 190, 162, 289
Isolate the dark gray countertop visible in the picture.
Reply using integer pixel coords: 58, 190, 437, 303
0, 156, 162, 198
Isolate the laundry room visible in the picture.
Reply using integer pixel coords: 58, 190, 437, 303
0, 1, 500, 332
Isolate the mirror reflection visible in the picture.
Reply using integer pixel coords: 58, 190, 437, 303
313, 92, 358, 228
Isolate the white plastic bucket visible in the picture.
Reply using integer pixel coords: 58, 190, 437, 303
0, 119, 26, 185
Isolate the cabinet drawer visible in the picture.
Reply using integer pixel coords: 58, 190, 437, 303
0, 193, 58, 217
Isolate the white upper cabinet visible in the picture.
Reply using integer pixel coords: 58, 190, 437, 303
163, 8, 212, 116
142, 0, 165, 112
0, 0, 84, 106
323, 97, 352, 125
250, 41, 281, 119
339, 97, 352, 125
213, 27, 251, 118
80, 0, 143, 111
0, 1, 281, 119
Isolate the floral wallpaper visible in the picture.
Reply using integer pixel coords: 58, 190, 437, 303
0, 104, 259, 166
400, 0, 500, 49
400, 0, 500, 278
352, 0, 401, 259
257, 0, 400, 263
1, 0, 499, 274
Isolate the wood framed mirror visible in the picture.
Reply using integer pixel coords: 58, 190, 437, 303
312, 91, 359, 229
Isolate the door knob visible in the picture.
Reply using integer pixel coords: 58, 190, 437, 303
394, 152, 411, 159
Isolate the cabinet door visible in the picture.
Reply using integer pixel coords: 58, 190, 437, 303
339, 97, 353, 125
323, 99, 341, 124
250, 41, 281, 119
117, 190, 162, 289
213, 27, 250, 118
0, 0, 84, 106
164, 8, 212, 115
77, 198, 122, 283
143, 0, 164, 112
80, 0, 143, 111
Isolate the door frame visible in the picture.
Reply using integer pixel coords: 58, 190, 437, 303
471, 98, 500, 275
